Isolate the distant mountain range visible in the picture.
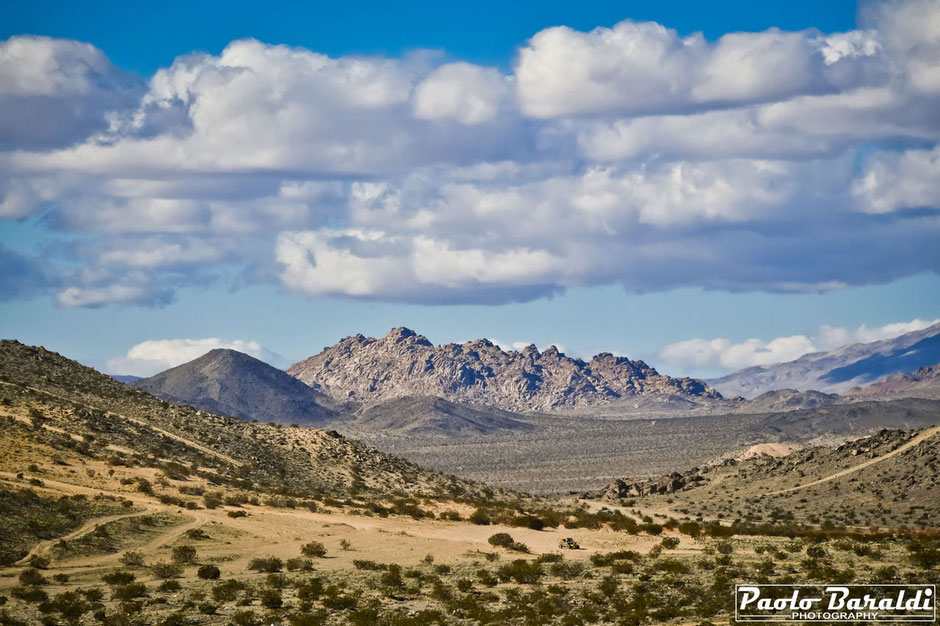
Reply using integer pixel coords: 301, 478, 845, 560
287, 327, 722, 413
132, 348, 340, 426
842, 364, 940, 402
708, 322, 940, 398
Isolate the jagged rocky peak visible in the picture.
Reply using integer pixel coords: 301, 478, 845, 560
287, 328, 722, 413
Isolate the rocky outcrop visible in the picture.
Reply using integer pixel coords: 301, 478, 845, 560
599, 472, 706, 499
738, 389, 839, 413
287, 327, 722, 413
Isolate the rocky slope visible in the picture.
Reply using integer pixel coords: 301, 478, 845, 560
602, 427, 940, 528
737, 388, 840, 412
133, 348, 341, 426
842, 364, 940, 402
708, 322, 940, 398
287, 327, 721, 412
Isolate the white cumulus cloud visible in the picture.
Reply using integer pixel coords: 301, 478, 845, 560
659, 317, 940, 375
0, 0, 939, 307
106, 337, 284, 377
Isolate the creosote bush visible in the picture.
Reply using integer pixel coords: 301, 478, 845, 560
301, 541, 327, 558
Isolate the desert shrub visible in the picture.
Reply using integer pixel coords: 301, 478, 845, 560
247, 557, 283, 573
211, 579, 245, 602
872, 565, 899, 582
488, 533, 514, 548
224, 494, 247, 507
380, 565, 405, 591
286, 557, 313, 572
715, 541, 734, 555
653, 557, 691, 574
184, 528, 209, 540
112, 582, 147, 601
301, 541, 327, 558
590, 550, 641, 566
266, 573, 288, 589
806, 545, 828, 559
227, 510, 248, 518
47, 590, 90, 622
509, 515, 545, 531
119, 551, 145, 567
171, 545, 196, 564
101, 571, 135, 586
907, 539, 940, 570
469, 509, 490, 525
599, 574, 619, 597
203, 493, 222, 510
158, 611, 188, 626
497, 559, 543, 584
661, 537, 680, 549
19, 568, 47, 586
296, 578, 324, 602
27, 555, 50, 569
439, 510, 462, 521
197, 565, 221, 580
260, 589, 283, 609
52, 573, 69, 584
353, 560, 386, 571
157, 580, 181, 593
339, 539, 351, 551
82, 588, 104, 602
157, 494, 185, 507
476, 569, 498, 587
321, 585, 358, 610
150, 562, 183, 579
549, 560, 584, 578
198, 603, 217, 615
11, 586, 48, 603
230, 610, 259, 626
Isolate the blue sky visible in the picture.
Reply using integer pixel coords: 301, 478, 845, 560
1, 0, 938, 378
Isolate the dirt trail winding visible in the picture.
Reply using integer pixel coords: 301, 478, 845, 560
767, 425, 940, 496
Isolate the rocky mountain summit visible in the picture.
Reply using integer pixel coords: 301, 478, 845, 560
287, 327, 721, 413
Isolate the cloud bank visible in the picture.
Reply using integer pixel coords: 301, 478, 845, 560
1, 0, 939, 307
659, 317, 940, 374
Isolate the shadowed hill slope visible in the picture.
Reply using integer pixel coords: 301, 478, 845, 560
132, 348, 341, 426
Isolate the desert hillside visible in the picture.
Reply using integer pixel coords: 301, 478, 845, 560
600, 426, 940, 529
0, 340, 938, 625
